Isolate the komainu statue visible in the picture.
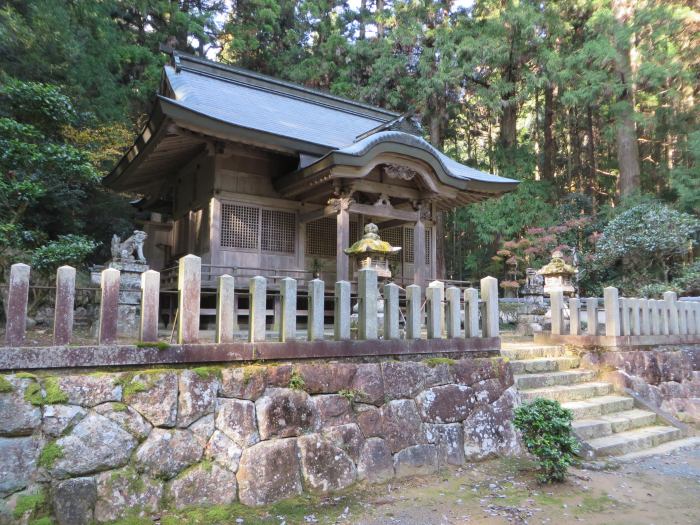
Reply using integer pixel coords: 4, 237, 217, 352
111, 230, 148, 263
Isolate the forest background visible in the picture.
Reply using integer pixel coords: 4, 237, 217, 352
1, 0, 698, 299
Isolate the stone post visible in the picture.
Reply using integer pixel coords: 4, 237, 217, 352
660, 299, 670, 335
279, 277, 297, 342
549, 290, 564, 335
384, 282, 400, 340
679, 301, 688, 335
249, 276, 267, 342
685, 302, 696, 336
429, 280, 446, 337
569, 298, 581, 336
620, 298, 631, 336
177, 255, 201, 344
5, 263, 30, 346
426, 283, 443, 339
480, 276, 499, 338
664, 291, 679, 335
650, 299, 661, 335
216, 274, 235, 344
603, 287, 621, 337
99, 268, 120, 344
308, 278, 324, 341
53, 265, 76, 345
445, 286, 461, 338
694, 304, 700, 336
358, 268, 378, 340
334, 281, 351, 341
585, 297, 598, 336
640, 299, 651, 336
464, 288, 479, 338
140, 270, 160, 342
406, 284, 421, 340
630, 298, 641, 336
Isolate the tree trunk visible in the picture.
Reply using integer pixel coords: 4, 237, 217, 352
569, 107, 582, 191
359, 0, 367, 40
612, 0, 641, 200
586, 104, 596, 194
499, 99, 517, 151
542, 85, 556, 181
376, 0, 384, 38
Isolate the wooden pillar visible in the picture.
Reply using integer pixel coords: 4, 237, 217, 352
336, 204, 350, 282
413, 215, 426, 287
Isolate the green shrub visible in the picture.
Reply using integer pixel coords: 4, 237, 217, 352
513, 398, 579, 483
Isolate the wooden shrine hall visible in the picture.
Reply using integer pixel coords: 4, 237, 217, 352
105, 51, 518, 289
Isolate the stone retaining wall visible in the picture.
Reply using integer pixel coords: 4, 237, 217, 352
0, 357, 520, 524
582, 345, 700, 423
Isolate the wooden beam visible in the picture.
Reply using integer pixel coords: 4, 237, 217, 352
348, 202, 418, 222
347, 180, 422, 201
337, 207, 350, 281
299, 205, 336, 224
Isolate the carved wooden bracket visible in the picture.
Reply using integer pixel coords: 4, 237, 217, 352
383, 163, 418, 181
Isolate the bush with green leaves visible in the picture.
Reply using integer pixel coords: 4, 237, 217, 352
513, 398, 580, 483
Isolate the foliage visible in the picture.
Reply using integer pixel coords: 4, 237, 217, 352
513, 398, 580, 483
24, 377, 68, 405
13, 491, 46, 519
288, 371, 306, 391
0, 375, 13, 393
38, 441, 64, 469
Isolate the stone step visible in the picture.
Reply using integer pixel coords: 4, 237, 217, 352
562, 396, 635, 419
572, 409, 658, 440
587, 426, 682, 457
520, 382, 612, 403
514, 370, 596, 390
500, 345, 568, 360
509, 357, 580, 375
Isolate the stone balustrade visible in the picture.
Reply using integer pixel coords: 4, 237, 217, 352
539, 287, 700, 347
2, 255, 500, 349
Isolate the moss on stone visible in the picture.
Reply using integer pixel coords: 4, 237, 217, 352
192, 366, 222, 380
24, 377, 68, 406
423, 357, 456, 367
15, 372, 38, 379
338, 389, 360, 403
288, 371, 306, 391
109, 466, 146, 494
0, 375, 13, 393
136, 341, 170, 351
38, 441, 64, 469
241, 364, 265, 385
29, 517, 53, 525
13, 491, 46, 518
111, 402, 128, 412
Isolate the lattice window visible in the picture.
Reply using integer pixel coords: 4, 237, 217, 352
350, 221, 360, 244
306, 217, 336, 257
261, 209, 296, 253
404, 227, 414, 263
221, 203, 259, 249
425, 229, 431, 265
380, 227, 403, 262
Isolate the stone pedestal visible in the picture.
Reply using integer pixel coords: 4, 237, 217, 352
107, 260, 149, 338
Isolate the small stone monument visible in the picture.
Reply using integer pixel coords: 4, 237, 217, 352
538, 250, 577, 297
345, 223, 401, 335
107, 230, 149, 337
521, 268, 545, 304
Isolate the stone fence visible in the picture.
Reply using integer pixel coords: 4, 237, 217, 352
535, 287, 700, 348
1, 255, 501, 369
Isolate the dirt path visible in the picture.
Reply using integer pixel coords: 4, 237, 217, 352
346, 445, 700, 525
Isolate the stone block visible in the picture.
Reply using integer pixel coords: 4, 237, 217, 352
358, 268, 378, 340
255, 388, 314, 440
604, 286, 621, 336
166, 462, 237, 509
446, 286, 462, 338
220, 365, 267, 400
452, 358, 496, 386
480, 276, 499, 337
216, 398, 259, 447
381, 361, 426, 400
237, 438, 302, 506
415, 384, 475, 423
140, 269, 160, 342
295, 363, 357, 394
94, 467, 162, 522
357, 437, 394, 483
322, 423, 364, 462
355, 404, 382, 438
177, 369, 218, 428
52, 477, 96, 525
425, 423, 465, 466
0, 436, 41, 497
265, 364, 294, 387
351, 363, 385, 405
384, 282, 400, 340
135, 428, 203, 480
189, 413, 215, 447
205, 429, 243, 472
95, 403, 152, 442
426, 283, 443, 339
463, 387, 520, 460
98, 268, 120, 345
57, 374, 122, 407
464, 288, 480, 338
123, 371, 178, 427
42, 404, 87, 438
53, 413, 137, 478
298, 434, 357, 493
380, 399, 426, 453
0, 377, 41, 436
393, 444, 438, 478
312, 394, 353, 428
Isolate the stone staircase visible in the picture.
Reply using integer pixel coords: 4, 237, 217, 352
502, 343, 685, 458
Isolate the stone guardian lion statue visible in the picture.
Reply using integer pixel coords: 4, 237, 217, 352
111, 230, 148, 263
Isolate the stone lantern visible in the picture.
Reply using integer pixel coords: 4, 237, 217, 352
537, 250, 577, 297
344, 223, 401, 279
